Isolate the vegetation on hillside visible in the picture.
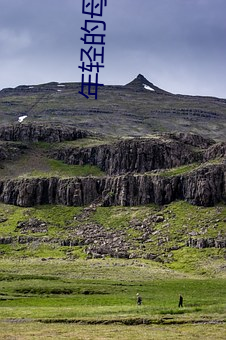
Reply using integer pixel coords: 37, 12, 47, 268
0, 201, 225, 278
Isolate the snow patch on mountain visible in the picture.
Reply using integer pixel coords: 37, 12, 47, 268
18, 115, 27, 123
143, 84, 155, 91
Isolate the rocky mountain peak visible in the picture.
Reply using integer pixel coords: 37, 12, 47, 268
137, 73, 148, 81
125, 74, 172, 95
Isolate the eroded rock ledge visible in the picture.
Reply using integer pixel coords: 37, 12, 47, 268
51, 135, 226, 176
0, 123, 90, 142
0, 164, 225, 207
0, 125, 225, 208
52, 138, 203, 175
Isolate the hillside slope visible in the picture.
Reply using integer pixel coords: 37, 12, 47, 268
0, 75, 226, 140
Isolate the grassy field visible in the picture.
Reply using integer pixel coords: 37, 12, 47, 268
0, 322, 225, 339
0, 322, 225, 340
0, 194, 225, 338
0, 258, 225, 339
0, 201, 225, 339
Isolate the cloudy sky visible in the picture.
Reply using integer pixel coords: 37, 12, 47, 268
0, 0, 225, 97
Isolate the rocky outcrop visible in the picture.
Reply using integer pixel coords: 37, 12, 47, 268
0, 177, 102, 207
0, 237, 13, 244
181, 165, 226, 205
187, 237, 226, 249
204, 142, 226, 160
0, 129, 225, 208
1, 219, 225, 259
16, 218, 48, 233
0, 164, 225, 207
52, 138, 203, 175
165, 132, 215, 149
0, 142, 28, 161
0, 124, 90, 143
0, 236, 79, 246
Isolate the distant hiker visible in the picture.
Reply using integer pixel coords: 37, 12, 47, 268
178, 294, 183, 308
137, 293, 142, 305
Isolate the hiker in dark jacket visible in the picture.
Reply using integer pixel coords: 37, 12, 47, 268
137, 293, 142, 305
178, 294, 183, 307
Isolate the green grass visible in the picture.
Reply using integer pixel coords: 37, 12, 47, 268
0, 323, 225, 340
58, 137, 115, 148
0, 141, 105, 179
152, 159, 224, 178
28, 205, 82, 226
0, 204, 27, 235
0, 258, 225, 327
157, 163, 200, 177
33, 136, 116, 150
0, 201, 225, 276
0, 204, 82, 236
92, 205, 159, 230
90, 202, 226, 272
168, 247, 226, 276
22, 159, 105, 178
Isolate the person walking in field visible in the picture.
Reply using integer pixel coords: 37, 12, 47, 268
178, 294, 183, 307
137, 293, 142, 306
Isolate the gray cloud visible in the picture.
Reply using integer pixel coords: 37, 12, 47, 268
0, 0, 225, 97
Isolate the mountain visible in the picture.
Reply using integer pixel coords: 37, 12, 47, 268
0, 123, 225, 263
0, 74, 225, 331
0, 73, 225, 266
125, 74, 171, 94
0, 74, 226, 140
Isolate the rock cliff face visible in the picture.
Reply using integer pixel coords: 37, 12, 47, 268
52, 138, 203, 175
0, 124, 90, 142
0, 164, 225, 207
0, 126, 225, 208
181, 165, 226, 205
0, 142, 28, 161
165, 132, 215, 149
204, 142, 226, 160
